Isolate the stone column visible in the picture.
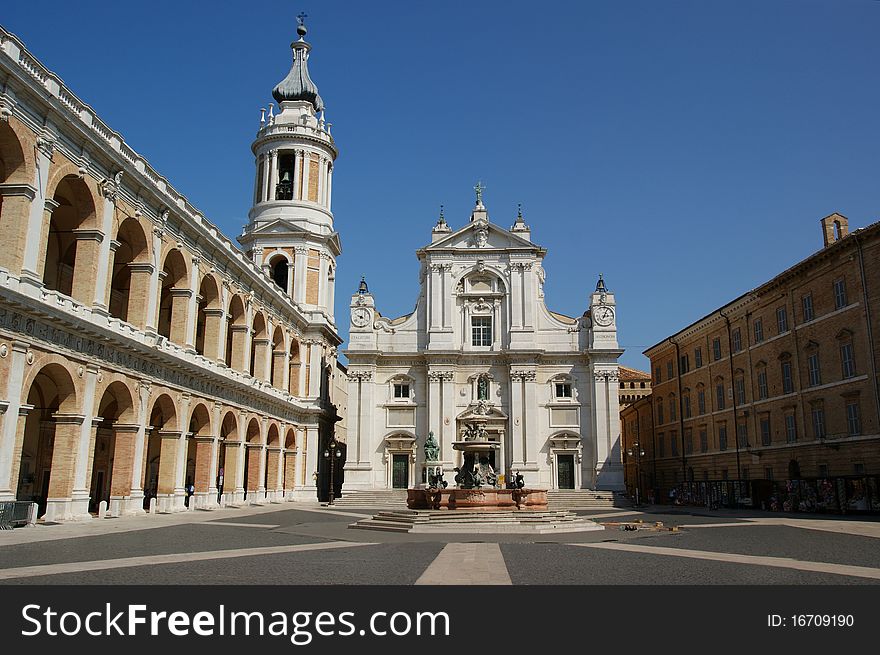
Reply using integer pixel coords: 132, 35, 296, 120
523, 371, 538, 474
44, 413, 86, 522
0, 341, 30, 500
192, 435, 216, 509
308, 342, 323, 398
268, 149, 278, 200
266, 447, 282, 502
302, 426, 319, 498
93, 175, 122, 312
509, 372, 525, 470
169, 288, 192, 346
292, 150, 301, 201
260, 153, 270, 203
71, 365, 100, 518
440, 372, 455, 468
184, 256, 200, 351
108, 423, 139, 516
301, 152, 311, 202
19, 135, 54, 290
202, 308, 225, 360
70, 230, 103, 306
155, 430, 182, 513
293, 247, 308, 304
128, 381, 150, 514
326, 164, 333, 210
145, 226, 164, 334
245, 444, 262, 501
427, 370, 442, 459
0, 185, 36, 275
284, 447, 298, 498
125, 263, 154, 329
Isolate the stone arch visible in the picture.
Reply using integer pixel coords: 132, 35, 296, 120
288, 336, 302, 396
185, 402, 212, 502
243, 417, 263, 499
0, 120, 35, 272
108, 216, 151, 326
267, 252, 290, 295
195, 273, 222, 357
143, 392, 179, 509
225, 293, 247, 370
89, 380, 136, 512
270, 325, 285, 389
267, 423, 281, 448
16, 363, 79, 518
43, 174, 99, 303
249, 311, 268, 379
157, 248, 190, 345
283, 427, 298, 493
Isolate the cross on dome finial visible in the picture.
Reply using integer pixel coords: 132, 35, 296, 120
296, 12, 308, 38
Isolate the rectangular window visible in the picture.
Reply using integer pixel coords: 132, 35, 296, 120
781, 361, 793, 394
670, 431, 678, 456
699, 429, 708, 453
833, 278, 848, 309
785, 414, 797, 443
555, 383, 572, 398
695, 347, 703, 368
721, 468, 729, 481
808, 353, 821, 386
846, 401, 861, 436
732, 328, 742, 353
718, 425, 728, 451
737, 423, 748, 448
471, 316, 492, 347
811, 406, 826, 439
735, 378, 745, 405
840, 343, 856, 379
765, 467, 774, 481
818, 464, 828, 478
669, 397, 677, 421
712, 337, 722, 361
685, 429, 693, 455
654, 365, 661, 383
802, 293, 814, 322
716, 383, 725, 410
854, 463, 865, 475
393, 383, 410, 399
753, 318, 764, 343
776, 306, 788, 334
757, 369, 768, 400
658, 433, 665, 458
760, 417, 771, 446
680, 354, 690, 374
657, 402, 664, 425
698, 389, 706, 415
684, 395, 691, 418
667, 361, 674, 380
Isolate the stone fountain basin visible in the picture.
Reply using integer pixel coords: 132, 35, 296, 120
407, 487, 547, 510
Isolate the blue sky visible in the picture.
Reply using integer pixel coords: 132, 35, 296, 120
3, 1, 878, 369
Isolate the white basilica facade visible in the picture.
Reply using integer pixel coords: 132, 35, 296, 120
343, 194, 624, 492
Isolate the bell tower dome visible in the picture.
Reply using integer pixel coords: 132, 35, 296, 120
239, 14, 340, 319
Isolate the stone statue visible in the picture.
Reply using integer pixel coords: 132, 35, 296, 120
477, 376, 489, 400
424, 431, 440, 462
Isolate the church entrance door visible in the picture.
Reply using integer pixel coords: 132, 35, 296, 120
392, 455, 409, 489
557, 455, 575, 489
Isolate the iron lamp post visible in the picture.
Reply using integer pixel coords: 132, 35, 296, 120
626, 442, 646, 506
323, 439, 342, 505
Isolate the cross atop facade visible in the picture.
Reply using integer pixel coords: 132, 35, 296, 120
474, 180, 486, 206
297, 12, 308, 26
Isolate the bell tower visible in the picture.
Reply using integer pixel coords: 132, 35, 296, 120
239, 15, 340, 319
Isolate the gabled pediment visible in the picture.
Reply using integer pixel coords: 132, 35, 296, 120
424, 220, 542, 252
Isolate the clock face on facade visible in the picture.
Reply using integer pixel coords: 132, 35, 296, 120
351, 307, 371, 327
594, 305, 615, 327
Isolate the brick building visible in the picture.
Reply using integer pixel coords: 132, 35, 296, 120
623, 214, 880, 512
0, 22, 345, 520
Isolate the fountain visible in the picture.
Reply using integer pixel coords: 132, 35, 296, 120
406, 420, 548, 511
